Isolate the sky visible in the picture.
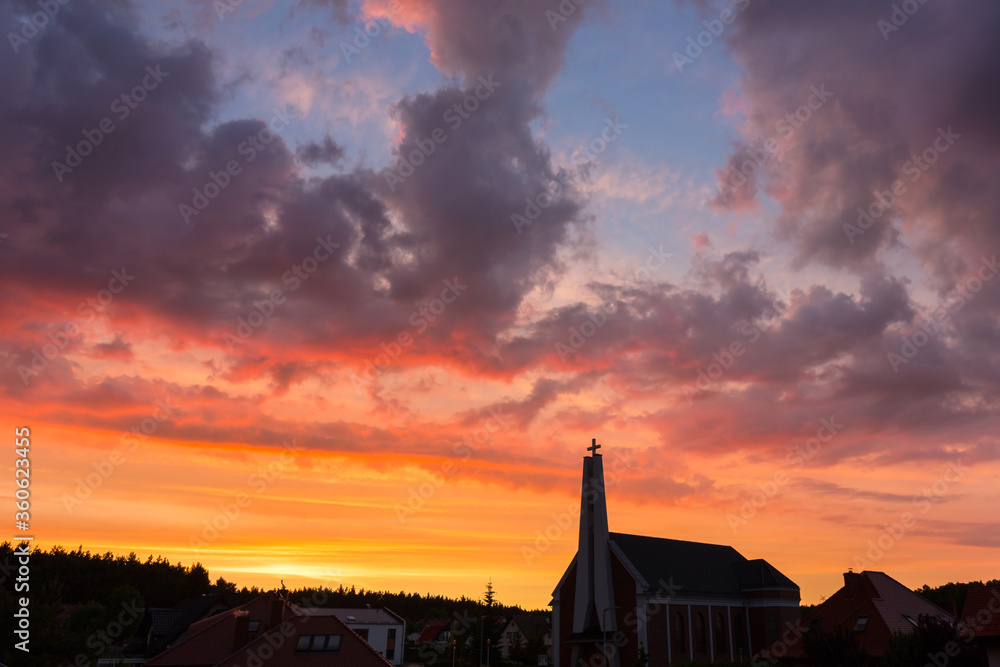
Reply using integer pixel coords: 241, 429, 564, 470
2, 0, 999, 610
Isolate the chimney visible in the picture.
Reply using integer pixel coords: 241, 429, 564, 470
268, 594, 285, 629
232, 611, 250, 652
844, 570, 862, 597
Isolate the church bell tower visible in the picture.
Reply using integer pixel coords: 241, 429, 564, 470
573, 439, 617, 635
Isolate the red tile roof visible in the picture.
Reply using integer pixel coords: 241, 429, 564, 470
960, 585, 1000, 638
418, 622, 447, 643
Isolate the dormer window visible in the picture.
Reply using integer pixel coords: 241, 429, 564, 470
295, 634, 343, 652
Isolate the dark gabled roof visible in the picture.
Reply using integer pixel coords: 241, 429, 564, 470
509, 614, 549, 641
145, 594, 231, 656
297, 607, 404, 625
737, 558, 799, 590
865, 572, 954, 635
609, 532, 798, 597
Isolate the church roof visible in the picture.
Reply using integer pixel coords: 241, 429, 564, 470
609, 532, 799, 598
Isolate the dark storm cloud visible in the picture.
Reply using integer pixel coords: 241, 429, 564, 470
699, 0, 1000, 278
0, 0, 602, 398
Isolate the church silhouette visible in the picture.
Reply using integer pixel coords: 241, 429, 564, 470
551, 441, 800, 665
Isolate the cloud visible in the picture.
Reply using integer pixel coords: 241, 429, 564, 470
701, 0, 1000, 280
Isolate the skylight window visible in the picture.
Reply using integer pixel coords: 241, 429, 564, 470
854, 615, 869, 633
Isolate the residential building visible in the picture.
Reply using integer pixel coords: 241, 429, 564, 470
144, 591, 393, 667
792, 570, 957, 659
297, 607, 405, 664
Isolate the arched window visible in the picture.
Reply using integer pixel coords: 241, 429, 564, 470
768, 613, 779, 643
695, 613, 707, 653
715, 612, 728, 653
673, 611, 686, 654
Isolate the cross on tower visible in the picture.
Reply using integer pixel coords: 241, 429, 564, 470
588, 438, 601, 455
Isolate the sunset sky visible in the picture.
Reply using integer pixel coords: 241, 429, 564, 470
2, 0, 999, 610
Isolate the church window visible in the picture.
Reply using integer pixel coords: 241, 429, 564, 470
695, 613, 707, 653
673, 612, 686, 653
714, 612, 727, 652
768, 613, 778, 642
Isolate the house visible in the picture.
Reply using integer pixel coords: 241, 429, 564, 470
551, 441, 800, 666
792, 570, 957, 660
295, 607, 405, 664
144, 591, 393, 667
498, 614, 551, 663
129, 594, 233, 658
416, 618, 453, 648
960, 584, 1000, 667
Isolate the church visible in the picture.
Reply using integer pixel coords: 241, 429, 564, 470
551, 441, 801, 666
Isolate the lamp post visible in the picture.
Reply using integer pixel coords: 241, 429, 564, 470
486, 638, 491, 667
602, 606, 619, 667
452, 639, 456, 667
